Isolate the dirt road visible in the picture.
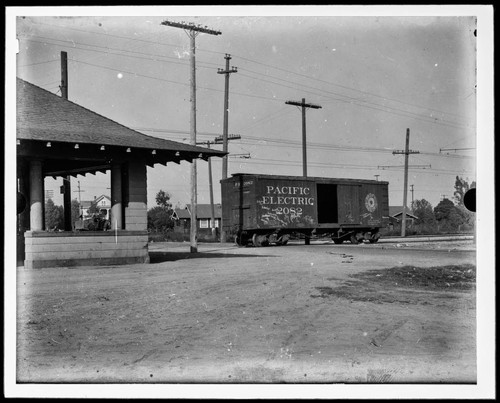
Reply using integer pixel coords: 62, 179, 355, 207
16, 239, 476, 384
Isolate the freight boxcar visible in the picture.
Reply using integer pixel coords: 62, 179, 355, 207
220, 173, 389, 246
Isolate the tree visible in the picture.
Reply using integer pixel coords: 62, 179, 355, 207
454, 176, 476, 206
434, 198, 455, 222
412, 199, 435, 225
148, 190, 175, 232
148, 206, 175, 232
45, 198, 64, 231
455, 204, 475, 230
155, 190, 172, 209
434, 197, 474, 232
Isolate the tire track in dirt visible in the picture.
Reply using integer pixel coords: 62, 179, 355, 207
369, 319, 408, 348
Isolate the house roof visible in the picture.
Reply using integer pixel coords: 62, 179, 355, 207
175, 204, 222, 219
81, 195, 111, 208
16, 78, 226, 163
389, 206, 418, 220
389, 206, 411, 216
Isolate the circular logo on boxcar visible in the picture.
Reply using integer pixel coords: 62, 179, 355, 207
365, 193, 378, 212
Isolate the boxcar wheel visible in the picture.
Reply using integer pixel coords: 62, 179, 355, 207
350, 234, 359, 245
235, 234, 246, 247
276, 234, 290, 246
333, 238, 344, 244
252, 233, 270, 247
369, 238, 379, 243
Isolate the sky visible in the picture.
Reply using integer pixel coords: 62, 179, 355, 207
10, 7, 484, 210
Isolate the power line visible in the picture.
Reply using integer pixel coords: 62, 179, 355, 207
233, 55, 468, 123
24, 21, 471, 127
133, 126, 473, 161
19, 35, 471, 131
239, 69, 471, 130
17, 59, 59, 68
18, 36, 219, 70
64, 58, 286, 105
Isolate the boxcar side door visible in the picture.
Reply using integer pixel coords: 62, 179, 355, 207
337, 184, 361, 225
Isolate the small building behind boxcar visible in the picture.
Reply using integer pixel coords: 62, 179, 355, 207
221, 173, 389, 246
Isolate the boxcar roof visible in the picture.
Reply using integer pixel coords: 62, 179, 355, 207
225, 172, 389, 185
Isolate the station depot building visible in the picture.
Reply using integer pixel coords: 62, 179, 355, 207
16, 78, 225, 269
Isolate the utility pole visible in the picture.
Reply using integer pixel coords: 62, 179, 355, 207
161, 20, 221, 253
197, 141, 217, 240
392, 128, 419, 237
213, 134, 241, 243
207, 143, 216, 240
214, 133, 241, 176
285, 98, 322, 177
198, 135, 241, 243
74, 181, 84, 217
60, 51, 72, 231
410, 184, 414, 211
217, 54, 238, 180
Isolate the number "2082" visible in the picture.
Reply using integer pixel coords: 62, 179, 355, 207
274, 207, 303, 215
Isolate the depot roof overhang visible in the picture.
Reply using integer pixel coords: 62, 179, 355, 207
16, 78, 226, 178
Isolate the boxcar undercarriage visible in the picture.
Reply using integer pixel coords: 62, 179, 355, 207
234, 226, 381, 247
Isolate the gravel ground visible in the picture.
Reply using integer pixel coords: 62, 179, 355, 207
15, 239, 477, 390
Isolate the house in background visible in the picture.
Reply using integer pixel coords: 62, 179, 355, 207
388, 206, 418, 231
81, 194, 111, 219
174, 204, 222, 237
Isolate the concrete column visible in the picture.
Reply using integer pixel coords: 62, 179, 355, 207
29, 159, 44, 231
17, 159, 30, 232
111, 162, 123, 230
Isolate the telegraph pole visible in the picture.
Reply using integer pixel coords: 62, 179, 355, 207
410, 184, 414, 211
217, 54, 238, 180
285, 98, 322, 177
214, 134, 241, 243
197, 141, 217, 240
74, 181, 84, 217
207, 143, 216, 240
392, 128, 419, 237
60, 51, 72, 231
161, 20, 221, 253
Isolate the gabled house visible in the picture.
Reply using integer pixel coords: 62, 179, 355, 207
81, 195, 112, 219
387, 206, 419, 233
389, 206, 418, 224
